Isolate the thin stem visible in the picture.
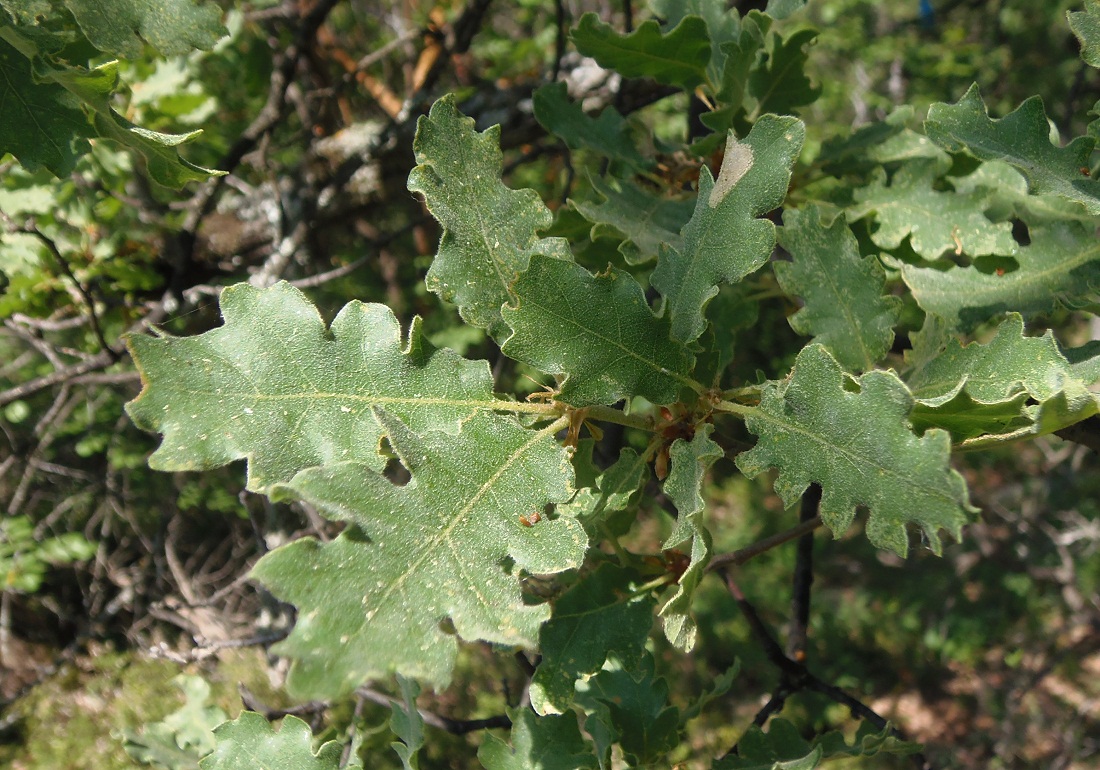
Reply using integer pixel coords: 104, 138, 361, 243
707, 516, 823, 572
787, 484, 820, 662
712, 399, 756, 418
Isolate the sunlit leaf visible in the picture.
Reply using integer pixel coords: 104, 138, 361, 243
571, 13, 710, 92
63, 0, 226, 58
1069, 0, 1100, 68
200, 713, 343, 770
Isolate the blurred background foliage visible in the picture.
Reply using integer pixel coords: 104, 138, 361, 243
0, 0, 1097, 768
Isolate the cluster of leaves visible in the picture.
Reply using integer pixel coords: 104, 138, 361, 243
3, 0, 1100, 768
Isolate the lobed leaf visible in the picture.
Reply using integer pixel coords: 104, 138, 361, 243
571, 13, 711, 92
747, 27, 821, 118
126, 282, 497, 492
736, 344, 976, 556
847, 160, 1017, 260
501, 255, 696, 407
659, 425, 722, 651
408, 95, 571, 340
533, 83, 651, 172
200, 713, 343, 770
572, 176, 693, 265
63, 0, 226, 59
1069, 0, 1100, 68
925, 85, 1100, 215
530, 564, 655, 715
390, 676, 424, 770
712, 718, 921, 769
893, 221, 1100, 331
253, 411, 586, 697
653, 115, 804, 344
775, 205, 901, 372
478, 709, 598, 770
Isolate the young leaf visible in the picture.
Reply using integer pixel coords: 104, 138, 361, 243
653, 116, 804, 344
775, 205, 901, 373
63, 0, 227, 58
925, 85, 1100, 215
253, 411, 586, 697
127, 282, 497, 492
893, 221, 1100, 331
659, 425, 722, 651
122, 675, 226, 769
571, 13, 711, 92
390, 676, 424, 770
500, 255, 696, 407
847, 160, 1017, 260
735, 344, 976, 556
1069, 0, 1100, 68
530, 564, 656, 716
200, 713, 343, 770
477, 709, 599, 770
408, 95, 571, 340
533, 83, 651, 172
571, 176, 693, 265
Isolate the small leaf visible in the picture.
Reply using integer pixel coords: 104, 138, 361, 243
477, 709, 598, 770
736, 344, 976, 556
530, 564, 655, 715
200, 713, 343, 770
390, 676, 424, 770
848, 160, 1017, 260
653, 116, 804, 344
63, 0, 226, 58
127, 282, 497, 491
925, 85, 1100, 214
253, 411, 585, 697
408, 95, 572, 340
892, 221, 1100, 331
571, 13, 711, 92
775, 205, 901, 372
501, 255, 696, 407
659, 425, 722, 650
533, 83, 651, 172
1069, 0, 1100, 68
572, 176, 693, 265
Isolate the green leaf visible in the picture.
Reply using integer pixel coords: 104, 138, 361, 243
571, 176, 693, 265
659, 424, 722, 650
680, 661, 739, 723
200, 713, 343, 770
950, 160, 1096, 223
765, 0, 807, 19
0, 36, 93, 176
735, 344, 976, 556
124, 675, 227, 769
925, 85, 1100, 215
651, 0, 750, 90
818, 106, 950, 175
775, 205, 901, 373
575, 654, 681, 766
747, 27, 820, 118
571, 13, 711, 92
126, 282, 498, 492
500, 256, 696, 407
712, 718, 920, 769
533, 83, 651, 172
653, 116, 804, 344
847, 160, 1017, 260
408, 95, 572, 340
253, 411, 585, 697
390, 676, 424, 770
477, 709, 598, 770
560, 444, 650, 538
1069, 0, 1100, 67
62, 0, 226, 58
530, 564, 656, 716
892, 221, 1100, 331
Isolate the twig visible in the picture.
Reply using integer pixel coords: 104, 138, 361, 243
356, 686, 512, 734
787, 484, 820, 661
707, 515, 823, 572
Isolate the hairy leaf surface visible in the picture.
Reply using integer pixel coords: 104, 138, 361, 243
893, 221, 1100, 330
127, 282, 496, 491
408, 95, 571, 340
501, 256, 696, 406
253, 411, 585, 696
531, 564, 655, 715
659, 425, 721, 650
925, 85, 1100, 214
571, 13, 710, 92
1069, 0, 1100, 68
390, 676, 424, 770
64, 0, 226, 58
200, 713, 343, 770
653, 116, 804, 343
848, 160, 1016, 260
736, 344, 975, 556
775, 205, 901, 372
